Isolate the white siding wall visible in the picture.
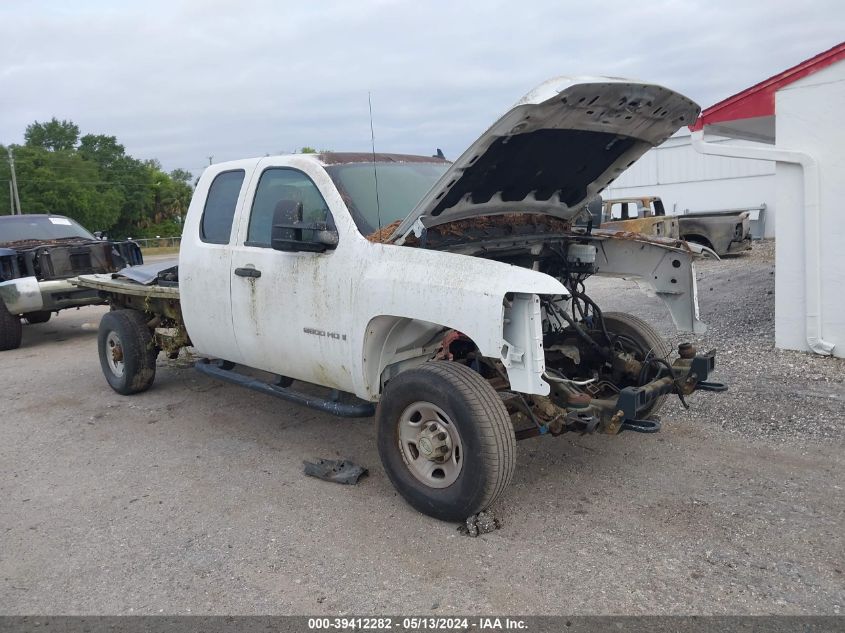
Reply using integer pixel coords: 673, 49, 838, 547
774, 61, 845, 358
605, 131, 777, 237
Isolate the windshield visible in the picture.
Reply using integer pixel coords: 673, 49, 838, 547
325, 162, 449, 236
0, 215, 95, 245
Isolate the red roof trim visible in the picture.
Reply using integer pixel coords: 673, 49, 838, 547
690, 41, 845, 131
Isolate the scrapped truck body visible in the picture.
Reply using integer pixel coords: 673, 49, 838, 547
601, 196, 752, 256
0, 214, 142, 351
77, 76, 726, 521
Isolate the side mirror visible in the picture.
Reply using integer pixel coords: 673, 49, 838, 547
270, 200, 338, 253
94, 231, 104, 239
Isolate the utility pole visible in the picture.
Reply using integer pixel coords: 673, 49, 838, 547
7, 147, 22, 215
207, 155, 214, 166
8, 181, 13, 216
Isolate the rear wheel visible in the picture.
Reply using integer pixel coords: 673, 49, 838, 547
0, 302, 22, 351
24, 311, 51, 324
376, 361, 516, 522
98, 309, 158, 395
603, 311, 671, 417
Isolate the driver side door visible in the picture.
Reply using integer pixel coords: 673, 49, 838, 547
229, 163, 355, 390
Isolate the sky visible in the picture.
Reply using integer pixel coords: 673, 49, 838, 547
1, 0, 843, 176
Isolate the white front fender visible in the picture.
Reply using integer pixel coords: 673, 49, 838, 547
353, 245, 566, 399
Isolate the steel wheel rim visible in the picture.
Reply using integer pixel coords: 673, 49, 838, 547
397, 401, 464, 489
106, 331, 125, 377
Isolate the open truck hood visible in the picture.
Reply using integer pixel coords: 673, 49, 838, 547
391, 76, 700, 241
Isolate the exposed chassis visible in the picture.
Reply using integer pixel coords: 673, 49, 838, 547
73, 273, 186, 355
508, 347, 724, 440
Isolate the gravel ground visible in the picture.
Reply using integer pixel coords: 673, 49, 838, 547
1, 242, 843, 615
588, 240, 845, 440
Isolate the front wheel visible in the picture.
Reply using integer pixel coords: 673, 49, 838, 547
98, 309, 158, 395
0, 302, 22, 351
376, 361, 516, 522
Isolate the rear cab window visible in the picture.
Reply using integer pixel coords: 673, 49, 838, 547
609, 202, 641, 220
201, 170, 245, 244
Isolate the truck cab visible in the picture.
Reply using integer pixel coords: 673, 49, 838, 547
178, 152, 568, 399
601, 196, 680, 239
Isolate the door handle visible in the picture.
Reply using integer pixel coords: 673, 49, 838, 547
234, 267, 262, 278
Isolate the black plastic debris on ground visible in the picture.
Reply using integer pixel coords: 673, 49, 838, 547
303, 459, 368, 485
458, 510, 501, 537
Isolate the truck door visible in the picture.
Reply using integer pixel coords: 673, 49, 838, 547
229, 164, 355, 391
179, 167, 249, 364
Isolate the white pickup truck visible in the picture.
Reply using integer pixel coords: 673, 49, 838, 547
77, 77, 725, 521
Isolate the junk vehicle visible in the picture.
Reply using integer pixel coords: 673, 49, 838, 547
0, 214, 142, 351
75, 77, 726, 521
601, 196, 752, 255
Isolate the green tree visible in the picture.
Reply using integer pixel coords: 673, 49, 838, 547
0, 144, 12, 215
9, 144, 122, 229
78, 134, 126, 170
24, 118, 80, 152
107, 156, 156, 236
4, 119, 196, 236
169, 168, 193, 184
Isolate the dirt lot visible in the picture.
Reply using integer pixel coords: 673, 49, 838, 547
1, 242, 843, 615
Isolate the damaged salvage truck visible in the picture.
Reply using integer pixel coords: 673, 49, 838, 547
0, 214, 142, 351
76, 77, 726, 521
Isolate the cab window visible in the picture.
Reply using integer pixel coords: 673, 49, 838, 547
610, 201, 640, 220
247, 168, 333, 247
201, 170, 245, 244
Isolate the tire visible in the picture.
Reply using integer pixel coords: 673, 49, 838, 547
376, 361, 516, 522
98, 309, 158, 395
0, 302, 22, 351
24, 311, 51, 324
603, 311, 671, 417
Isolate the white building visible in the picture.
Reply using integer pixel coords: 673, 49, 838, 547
612, 42, 845, 358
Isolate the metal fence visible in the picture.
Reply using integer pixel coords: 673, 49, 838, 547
129, 237, 181, 250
